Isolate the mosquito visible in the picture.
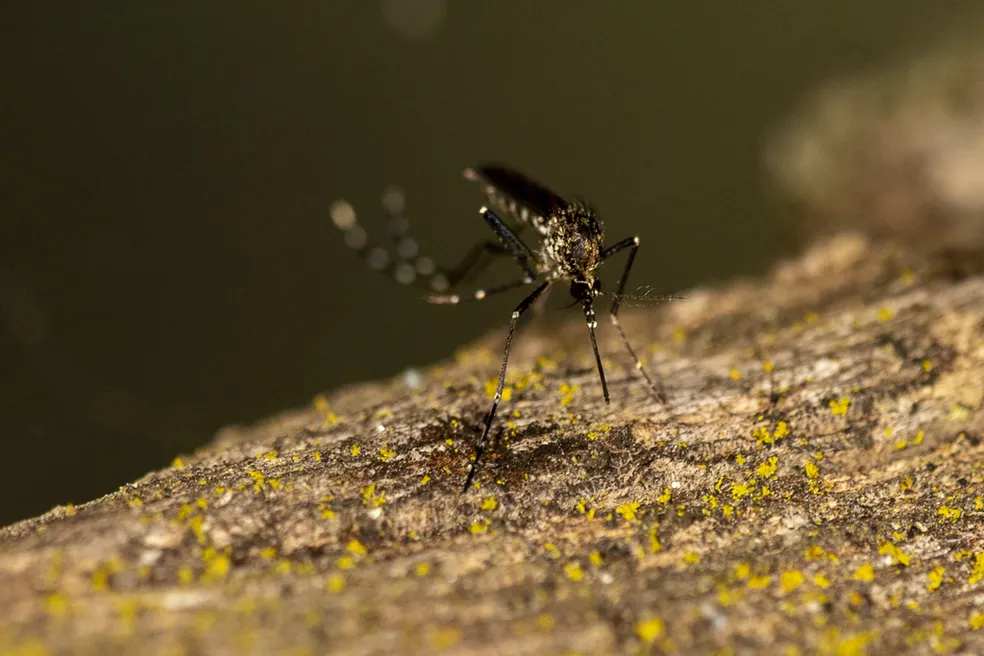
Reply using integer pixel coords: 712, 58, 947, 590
331, 165, 675, 491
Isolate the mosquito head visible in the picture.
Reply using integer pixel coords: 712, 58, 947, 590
570, 277, 601, 302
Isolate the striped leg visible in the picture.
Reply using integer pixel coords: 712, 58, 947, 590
463, 281, 551, 491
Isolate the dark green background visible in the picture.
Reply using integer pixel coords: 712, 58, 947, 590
1, 2, 978, 525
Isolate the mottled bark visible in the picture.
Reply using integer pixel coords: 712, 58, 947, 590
5, 29, 984, 656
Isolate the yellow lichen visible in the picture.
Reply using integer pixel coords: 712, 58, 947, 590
46, 593, 69, 617
804, 460, 824, 494
853, 563, 875, 582
350, 444, 361, 456
648, 525, 662, 553
245, 470, 266, 492
717, 584, 743, 606
805, 545, 827, 560
780, 570, 805, 593
428, 627, 461, 649
968, 552, 984, 584
938, 505, 962, 522
747, 575, 771, 589
927, 567, 945, 592
480, 496, 498, 511
879, 542, 910, 567
683, 552, 700, 565
752, 426, 771, 445
564, 562, 584, 581
559, 382, 579, 406
616, 502, 640, 521
732, 480, 754, 500
415, 562, 431, 577
822, 629, 873, 655
313, 394, 341, 425
346, 539, 367, 556
589, 551, 604, 567
469, 519, 491, 535
177, 566, 194, 585
484, 378, 512, 402
378, 447, 396, 462
202, 548, 230, 582
635, 616, 665, 644
360, 484, 386, 507
828, 398, 850, 416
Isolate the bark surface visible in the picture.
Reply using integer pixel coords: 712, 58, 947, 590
3, 233, 984, 655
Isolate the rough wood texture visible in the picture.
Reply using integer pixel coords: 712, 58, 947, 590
5, 31, 984, 656
3, 232, 984, 655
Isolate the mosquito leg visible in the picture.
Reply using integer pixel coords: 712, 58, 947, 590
601, 236, 666, 403
479, 207, 538, 281
583, 297, 610, 404
426, 275, 535, 305
442, 240, 510, 288
463, 281, 552, 491
383, 193, 536, 291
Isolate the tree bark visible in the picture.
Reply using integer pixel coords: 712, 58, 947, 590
5, 31, 984, 656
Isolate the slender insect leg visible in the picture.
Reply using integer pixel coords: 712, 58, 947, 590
479, 207, 538, 281
463, 281, 552, 491
443, 240, 510, 288
583, 298, 610, 404
331, 191, 508, 293
426, 275, 534, 305
434, 205, 536, 290
601, 236, 666, 403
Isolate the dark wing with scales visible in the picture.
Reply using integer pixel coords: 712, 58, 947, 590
464, 164, 568, 234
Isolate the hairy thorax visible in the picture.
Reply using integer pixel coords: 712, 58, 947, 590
542, 201, 605, 279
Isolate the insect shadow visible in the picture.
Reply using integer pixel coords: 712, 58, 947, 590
332, 165, 679, 491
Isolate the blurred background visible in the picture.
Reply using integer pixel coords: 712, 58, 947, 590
1, 2, 980, 525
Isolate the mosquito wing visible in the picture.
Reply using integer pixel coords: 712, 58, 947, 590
464, 164, 567, 233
